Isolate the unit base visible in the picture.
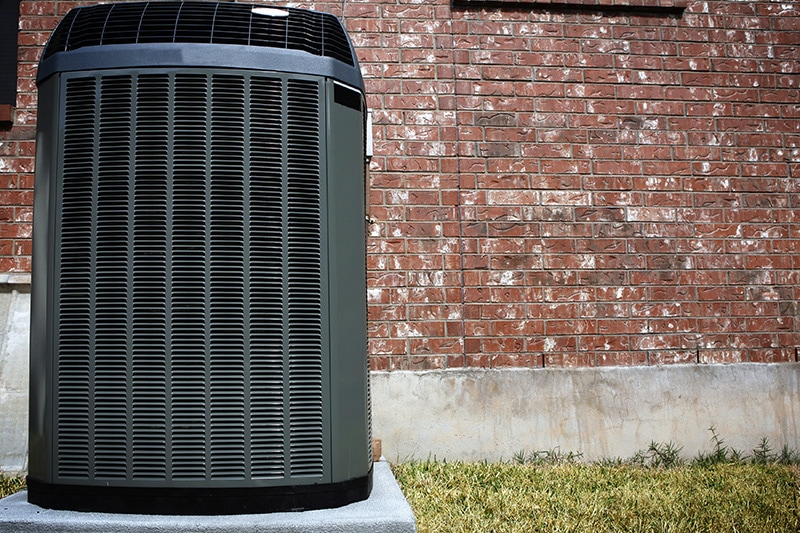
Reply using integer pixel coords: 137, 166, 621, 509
25, 469, 372, 515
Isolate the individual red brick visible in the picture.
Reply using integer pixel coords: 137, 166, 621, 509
386, 355, 448, 371
748, 349, 795, 363
700, 350, 746, 364
596, 352, 649, 367
0, 256, 29, 272
543, 352, 594, 368
647, 350, 696, 365
489, 353, 543, 368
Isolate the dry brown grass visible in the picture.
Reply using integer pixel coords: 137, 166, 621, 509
394, 460, 800, 533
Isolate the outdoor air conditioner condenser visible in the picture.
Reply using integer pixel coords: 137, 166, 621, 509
28, 1, 371, 514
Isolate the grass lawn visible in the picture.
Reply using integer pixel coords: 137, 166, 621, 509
0, 475, 24, 498
2, 456, 798, 532
393, 461, 800, 533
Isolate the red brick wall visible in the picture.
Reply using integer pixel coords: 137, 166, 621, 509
4, 0, 800, 369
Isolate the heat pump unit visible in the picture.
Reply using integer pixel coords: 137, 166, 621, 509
29, 1, 371, 515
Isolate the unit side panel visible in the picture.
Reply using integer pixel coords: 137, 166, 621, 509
326, 80, 371, 481
29, 75, 61, 483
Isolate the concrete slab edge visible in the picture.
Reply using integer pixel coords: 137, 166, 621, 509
0, 460, 416, 533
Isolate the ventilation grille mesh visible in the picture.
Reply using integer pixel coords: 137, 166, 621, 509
43, 1, 355, 66
56, 70, 325, 483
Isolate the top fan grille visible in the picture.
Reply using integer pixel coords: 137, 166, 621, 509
42, 2, 355, 66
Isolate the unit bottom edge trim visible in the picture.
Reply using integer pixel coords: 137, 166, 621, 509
25, 469, 373, 515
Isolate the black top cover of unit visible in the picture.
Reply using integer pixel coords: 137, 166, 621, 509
37, 1, 364, 90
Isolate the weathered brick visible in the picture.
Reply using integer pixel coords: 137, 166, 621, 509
3, 0, 799, 371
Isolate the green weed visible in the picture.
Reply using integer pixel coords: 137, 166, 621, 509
630, 441, 685, 468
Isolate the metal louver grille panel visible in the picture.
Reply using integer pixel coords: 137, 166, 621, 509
58, 77, 95, 479
55, 70, 326, 484
42, 2, 356, 66
286, 82, 324, 477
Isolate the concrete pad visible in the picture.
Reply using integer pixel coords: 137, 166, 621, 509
0, 461, 416, 533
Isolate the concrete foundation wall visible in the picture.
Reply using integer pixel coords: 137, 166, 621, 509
0, 275, 30, 474
372, 365, 800, 462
